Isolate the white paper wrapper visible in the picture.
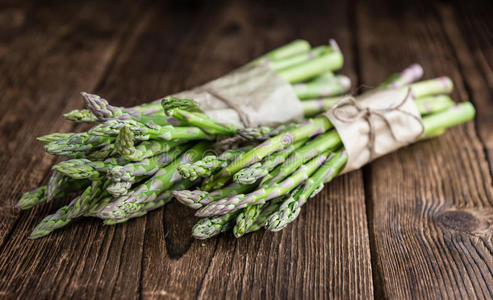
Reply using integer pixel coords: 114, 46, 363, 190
173, 64, 304, 127
324, 88, 423, 173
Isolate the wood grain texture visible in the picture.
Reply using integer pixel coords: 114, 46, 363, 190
356, 0, 493, 298
0, 0, 491, 299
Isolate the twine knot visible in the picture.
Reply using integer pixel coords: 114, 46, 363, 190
330, 88, 424, 160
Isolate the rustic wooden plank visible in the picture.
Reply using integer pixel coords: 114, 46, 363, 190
0, 0, 126, 243
140, 1, 373, 299
0, 0, 146, 298
437, 1, 493, 170
355, 0, 493, 298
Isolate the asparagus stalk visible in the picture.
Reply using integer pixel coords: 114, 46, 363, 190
29, 204, 73, 239
44, 133, 114, 156
251, 39, 311, 66
196, 150, 333, 217
267, 46, 330, 71
107, 144, 190, 196
233, 139, 307, 185
233, 196, 286, 238
202, 116, 333, 191
243, 198, 286, 234
277, 41, 344, 83
413, 95, 455, 115
173, 182, 256, 209
115, 126, 181, 161
52, 158, 118, 180
162, 97, 239, 135
379, 64, 424, 88
293, 74, 351, 99
266, 149, 348, 231
64, 109, 99, 123
192, 211, 241, 240
89, 119, 211, 142
97, 142, 210, 219
102, 180, 196, 223
37, 133, 74, 144
301, 75, 455, 117
261, 131, 342, 186
178, 148, 247, 181
16, 186, 47, 210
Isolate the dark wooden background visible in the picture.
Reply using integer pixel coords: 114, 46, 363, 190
0, 0, 492, 299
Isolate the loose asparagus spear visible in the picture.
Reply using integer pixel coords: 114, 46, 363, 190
196, 150, 333, 217
266, 149, 348, 231
202, 116, 333, 191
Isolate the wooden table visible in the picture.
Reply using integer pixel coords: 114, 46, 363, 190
0, 0, 492, 298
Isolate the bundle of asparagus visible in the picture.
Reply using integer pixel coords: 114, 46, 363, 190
173, 68, 475, 239
17, 39, 475, 240
18, 40, 356, 239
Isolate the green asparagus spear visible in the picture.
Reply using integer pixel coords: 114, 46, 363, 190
293, 74, 351, 99
37, 133, 74, 144
89, 119, 211, 142
107, 144, 190, 196
16, 186, 47, 210
196, 150, 332, 217
251, 40, 311, 66
233, 196, 285, 238
115, 126, 181, 161
174, 182, 256, 209
162, 97, 238, 135
202, 116, 333, 191
277, 42, 344, 83
261, 131, 341, 186
192, 211, 241, 239
97, 142, 210, 219
266, 149, 347, 231
233, 139, 307, 185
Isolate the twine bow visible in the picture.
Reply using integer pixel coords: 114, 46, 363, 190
329, 88, 424, 160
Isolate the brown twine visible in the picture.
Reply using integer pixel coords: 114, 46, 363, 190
329, 88, 424, 160
199, 86, 253, 128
